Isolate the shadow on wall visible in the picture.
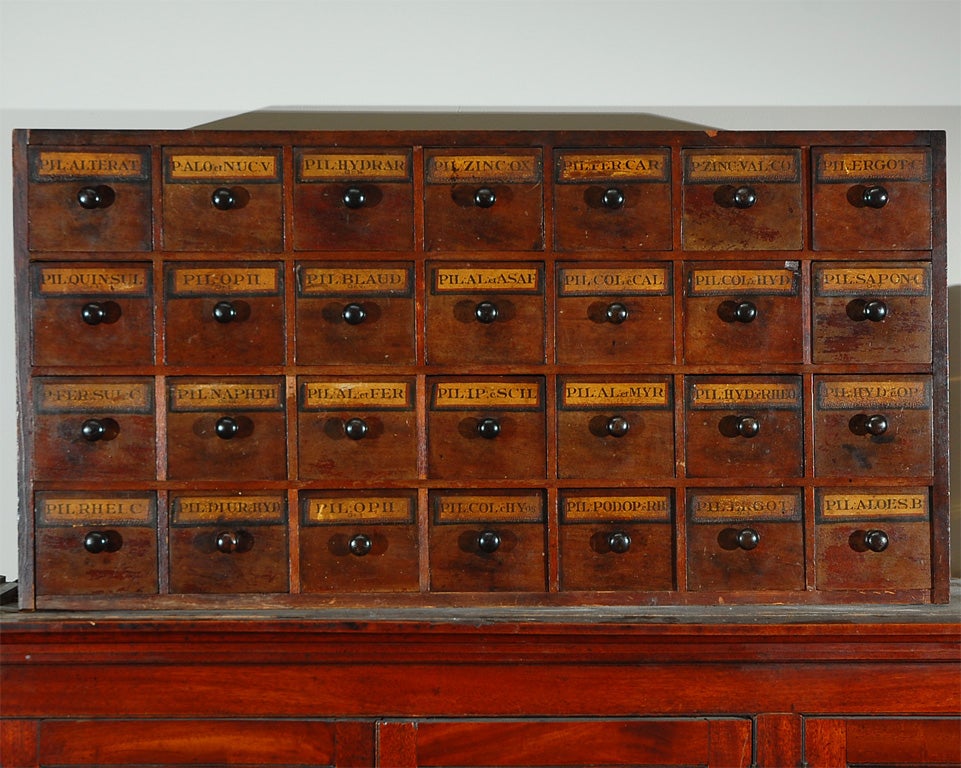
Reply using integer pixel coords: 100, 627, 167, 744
949, 285, 959, 578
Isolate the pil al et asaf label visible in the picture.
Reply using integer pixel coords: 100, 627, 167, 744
432, 266, 541, 294
687, 268, 798, 296
684, 150, 800, 183
36, 266, 151, 297
30, 149, 148, 181
433, 491, 544, 523
688, 379, 801, 409
425, 152, 541, 183
432, 379, 542, 409
165, 152, 280, 182
814, 265, 929, 296
561, 492, 672, 522
817, 490, 929, 520
168, 266, 280, 296
38, 494, 156, 525
172, 494, 286, 524
689, 491, 801, 522
816, 378, 930, 410
37, 379, 153, 413
558, 266, 670, 296
298, 265, 412, 296
297, 151, 410, 181
168, 380, 284, 411
815, 149, 930, 182
555, 151, 670, 182
560, 379, 671, 409
301, 380, 412, 410
304, 494, 414, 524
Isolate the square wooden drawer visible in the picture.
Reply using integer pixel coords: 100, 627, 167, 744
299, 490, 419, 593
556, 376, 674, 480
295, 262, 415, 365
161, 148, 283, 251
811, 261, 932, 364
683, 261, 803, 364
812, 147, 932, 250
813, 376, 933, 478
553, 148, 672, 251
31, 262, 154, 367
33, 377, 156, 481
559, 490, 674, 591
555, 262, 674, 364
815, 488, 932, 590
684, 376, 804, 479
426, 261, 545, 365
687, 488, 805, 591
428, 377, 546, 481
292, 148, 414, 250
429, 489, 546, 592
34, 491, 158, 596
163, 263, 285, 367
297, 377, 417, 481
168, 491, 289, 594
681, 148, 802, 250
424, 149, 544, 250
166, 378, 287, 481
27, 146, 152, 252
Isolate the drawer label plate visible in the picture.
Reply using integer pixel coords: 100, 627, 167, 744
37, 379, 153, 413
433, 492, 544, 523
304, 494, 414, 524
168, 266, 281, 296
432, 380, 543, 409
684, 150, 800, 183
298, 152, 410, 181
561, 380, 671, 409
690, 491, 802, 522
169, 380, 284, 411
426, 152, 542, 183
298, 265, 412, 296
558, 266, 671, 296
817, 490, 929, 520
36, 266, 151, 296
172, 494, 287, 524
165, 153, 280, 182
817, 378, 931, 410
814, 266, 930, 296
562, 492, 672, 522
301, 380, 413, 410
556, 151, 670, 182
31, 150, 149, 181
688, 380, 801, 409
688, 268, 799, 296
432, 267, 541, 294
38, 494, 156, 525
816, 150, 931, 182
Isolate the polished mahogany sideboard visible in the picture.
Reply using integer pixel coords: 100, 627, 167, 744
11, 127, 949, 610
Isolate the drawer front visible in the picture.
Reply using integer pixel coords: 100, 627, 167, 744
428, 377, 546, 480
687, 489, 804, 591
293, 148, 414, 250
426, 262, 545, 365
557, 377, 674, 480
161, 148, 283, 251
295, 262, 415, 365
553, 149, 672, 251
27, 146, 152, 252
684, 376, 804, 478
815, 488, 931, 590
164, 263, 285, 366
555, 263, 674, 364
424, 149, 544, 250
300, 490, 419, 592
31, 263, 154, 367
297, 378, 417, 481
168, 492, 289, 593
559, 490, 674, 591
33, 377, 156, 481
166, 378, 287, 481
429, 490, 546, 592
813, 376, 933, 477
812, 147, 932, 250
34, 491, 157, 596
811, 261, 932, 364
683, 262, 803, 364
681, 148, 802, 250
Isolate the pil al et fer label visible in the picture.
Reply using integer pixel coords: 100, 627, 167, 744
555, 151, 670, 182
168, 380, 284, 411
297, 151, 410, 181
304, 494, 414, 524
814, 265, 929, 296
298, 265, 412, 296
432, 266, 541, 294
561, 492, 672, 522
688, 379, 801, 409
168, 266, 280, 296
172, 494, 286, 524
817, 490, 929, 520
558, 266, 670, 296
301, 380, 413, 410
165, 152, 280, 182
689, 491, 802, 522
433, 492, 544, 523
30, 149, 149, 181
683, 149, 800, 183
816, 378, 930, 410
687, 267, 798, 296
560, 380, 671, 409
38, 494, 156, 525
37, 379, 153, 413
425, 152, 541, 183
36, 265, 151, 297
815, 149, 931, 182
432, 380, 543, 409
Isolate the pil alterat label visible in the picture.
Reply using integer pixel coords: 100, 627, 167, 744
31, 150, 149, 181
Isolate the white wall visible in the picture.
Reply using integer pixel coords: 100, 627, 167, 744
1, 0, 959, 581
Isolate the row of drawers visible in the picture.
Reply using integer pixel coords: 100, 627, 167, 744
27, 145, 933, 253
34, 486, 932, 596
31, 260, 933, 367
32, 374, 933, 481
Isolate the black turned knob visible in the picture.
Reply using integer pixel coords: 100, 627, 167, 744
215, 530, 252, 554
215, 416, 240, 440
342, 187, 366, 209
863, 529, 890, 553
732, 185, 757, 209
344, 417, 369, 440
862, 185, 889, 209
77, 185, 114, 209
474, 301, 499, 324
601, 188, 625, 209
736, 528, 760, 550
211, 187, 237, 210
605, 302, 629, 324
212, 301, 239, 323
720, 300, 758, 323
477, 530, 501, 553
476, 417, 501, 440
851, 413, 888, 436
349, 534, 373, 556
735, 416, 760, 438
857, 299, 888, 322
342, 303, 367, 325
81, 418, 117, 442
605, 416, 630, 438
473, 187, 496, 208
83, 530, 121, 554
607, 531, 631, 554
81, 301, 119, 326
